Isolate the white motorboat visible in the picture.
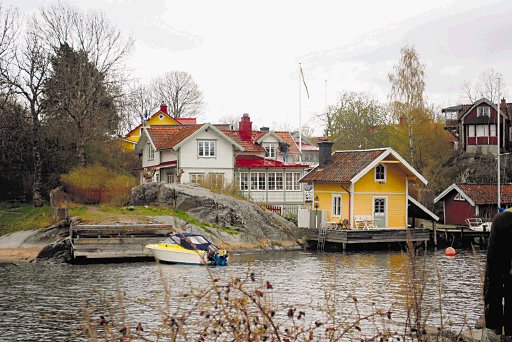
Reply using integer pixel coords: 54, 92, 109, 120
145, 233, 228, 266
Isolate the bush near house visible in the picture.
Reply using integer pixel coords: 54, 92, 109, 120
60, 165, 137, 206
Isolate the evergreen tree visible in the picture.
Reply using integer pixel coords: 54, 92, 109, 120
43, 43, 118, 166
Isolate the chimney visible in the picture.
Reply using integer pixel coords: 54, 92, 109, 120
160, 102, 168, 114
500, 98, 507, 112
239, 113, 252, 141
260, 126, 270, 132
318, 140, 334, 168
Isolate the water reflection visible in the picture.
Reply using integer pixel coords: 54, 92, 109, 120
0, 249, 485, 340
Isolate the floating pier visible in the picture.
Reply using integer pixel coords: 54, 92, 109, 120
304, 228, 430, 251
70, 223, 173, 259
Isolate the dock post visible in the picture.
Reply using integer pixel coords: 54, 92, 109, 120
433, 221, 437, 247
342, 243, 346, 252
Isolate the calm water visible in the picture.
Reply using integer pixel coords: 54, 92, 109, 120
0, 249, 486, 340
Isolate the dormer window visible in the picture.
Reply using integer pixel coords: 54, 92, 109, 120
477, 106, 490, 117
375, 164, 386, 183
263, 143, 277, 159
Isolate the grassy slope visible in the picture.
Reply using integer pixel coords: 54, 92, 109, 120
0, 203, 239, 236
0, 203, 55, 236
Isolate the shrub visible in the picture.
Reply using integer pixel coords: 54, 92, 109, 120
102, 174, 138, 206
60, 165, 137, 205
198, 173, 247, 201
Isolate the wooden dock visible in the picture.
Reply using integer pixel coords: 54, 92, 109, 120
304, 228, 430, 251
70, 223, 173, 259
429, 225, 490, 248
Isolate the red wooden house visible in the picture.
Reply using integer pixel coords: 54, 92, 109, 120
441, 98, 512, 154
434, 183, 512, 225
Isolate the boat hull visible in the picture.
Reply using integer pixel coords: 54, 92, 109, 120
146, 244, 207, 265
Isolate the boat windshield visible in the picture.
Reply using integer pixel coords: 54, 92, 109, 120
162, 237, 178, 244
188, 236, 209, 244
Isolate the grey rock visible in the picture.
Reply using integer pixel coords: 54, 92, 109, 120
36, 237, 72, 263
130, 183, 301, 250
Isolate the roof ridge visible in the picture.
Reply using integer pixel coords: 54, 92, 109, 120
333, 147, 388, 153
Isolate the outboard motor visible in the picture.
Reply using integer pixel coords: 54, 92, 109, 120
207, 244, 228, 266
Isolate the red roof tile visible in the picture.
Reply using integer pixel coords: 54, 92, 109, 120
298, 141, 319, 151
458, 183, 512, 205
146, 125, 203, 150
301, 149, 387, 183
221, 130, 301, 154
221, 130, 266, 152
235, 155, 308, 168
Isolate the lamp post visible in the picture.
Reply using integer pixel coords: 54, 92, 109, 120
314, 195, 319, 229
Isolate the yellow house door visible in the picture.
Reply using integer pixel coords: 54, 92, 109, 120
373, 197, 387, 228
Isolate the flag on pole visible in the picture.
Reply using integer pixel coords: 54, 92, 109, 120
299, 64, 310, 99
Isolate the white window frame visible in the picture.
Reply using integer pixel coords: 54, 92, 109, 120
476, 125, 488, 137
375, 164, 386, 183
490, 124, 497, 137
332, 194, 342, 217
477, 106, 490, 117
190, 173, 204, 184
263, 143, 277, 159
468, 125, 475, 137
198, 140, 216, 158
147, 143, 155, 161
268, 172, 284, 191
239, 172, 248, 191
285, 172, 302, 191
166, 173, 175, 184
250, 172, 266, 191
454, 193, 465, 201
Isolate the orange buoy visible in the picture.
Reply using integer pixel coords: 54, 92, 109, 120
445, 247, 456, 257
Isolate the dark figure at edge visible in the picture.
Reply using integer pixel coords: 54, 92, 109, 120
484, 210, 512, 338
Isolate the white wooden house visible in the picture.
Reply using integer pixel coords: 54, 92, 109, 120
135, 114, 309, 207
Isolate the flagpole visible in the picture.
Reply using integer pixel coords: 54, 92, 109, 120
497, 77, 501, 210
299, 63, 302, 163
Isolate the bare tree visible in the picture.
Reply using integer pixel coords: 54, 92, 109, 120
460, 68, 506, 103
218, 113, 240, 130
35, 3, 133, 76
151, 71, 204, 118
0, 20, 50, 206
388, 45, 426, 164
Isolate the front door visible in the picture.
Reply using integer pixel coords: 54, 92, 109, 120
373, 197, 387, 228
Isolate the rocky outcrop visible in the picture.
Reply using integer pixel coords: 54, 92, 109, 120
36, 238, 73, 263
130, 183, 302, 251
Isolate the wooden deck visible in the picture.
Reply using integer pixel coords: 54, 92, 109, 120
304, 228, 430, 250
427, 225, 490, 248
70, 224, 173, 259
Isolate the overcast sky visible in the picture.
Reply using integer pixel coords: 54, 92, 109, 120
8, 0, 512, 134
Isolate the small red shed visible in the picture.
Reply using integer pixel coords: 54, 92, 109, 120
434, 183, 512, 225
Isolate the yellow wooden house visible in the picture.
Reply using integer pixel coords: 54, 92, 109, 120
120, 103, 197, 151
301, 142, 431, 229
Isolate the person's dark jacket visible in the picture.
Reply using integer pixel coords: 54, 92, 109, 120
484, 211, 512, 335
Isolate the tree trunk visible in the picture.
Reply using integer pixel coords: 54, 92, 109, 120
31, 105, 43, 207
77, 134, 86, 167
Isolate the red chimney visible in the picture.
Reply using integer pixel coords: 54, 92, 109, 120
500, 98, 507, 111
239, 113, 252, 141
160, 102, 168, 114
